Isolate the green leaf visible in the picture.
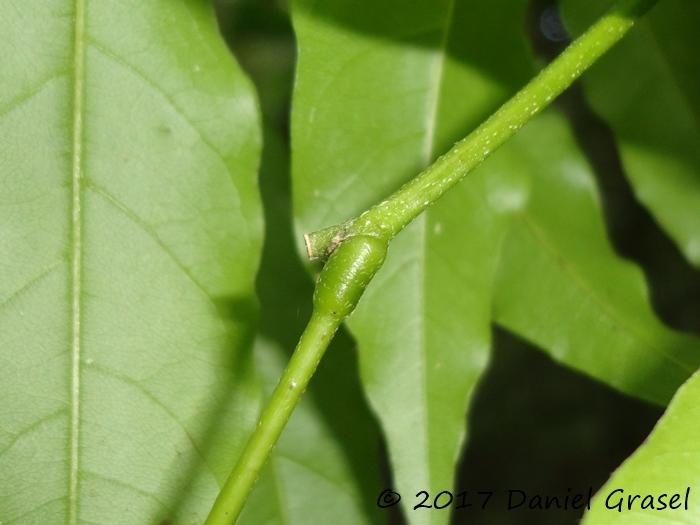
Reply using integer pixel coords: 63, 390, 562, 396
492, 112, 700, 406
0, 1, 262, 523
292, 1, 700, 522
581, 369, 700, 525
561, 0, 700, 267
292, 1, 532, 523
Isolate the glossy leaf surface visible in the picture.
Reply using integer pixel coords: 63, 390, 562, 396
0, 1, 262, 522
561, 0, 700, 266
291, 1, 700, 523
292, 1, 537, 522
582, 369, 700, 525
492, 113, 700, 406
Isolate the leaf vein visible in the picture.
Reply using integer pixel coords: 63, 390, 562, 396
86, 182, 215, 302
86, 363, 214, 481
275, 453, 358, 498
418, 0, 455, 498
86, 38, 231, 170
82, 469, 171, 513
68, 0, 87, 522
0, 410, 66, 458
0, 261, 62, 313
3, 496, 67, 524
519, 212, 695, 374
0, 73, 66, 120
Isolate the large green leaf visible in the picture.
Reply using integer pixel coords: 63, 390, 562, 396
582, 369, 700, 525
492, 113, 700, 406
0, 1, 262, 523
291, 1, 537, 523
292, 1, 700, 522
561, 0, 700, 267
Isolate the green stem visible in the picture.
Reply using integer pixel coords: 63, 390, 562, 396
205, 310, 340, 524
205, 235, 387, 524
305, 0, 657, 260
206, 0, 656, 522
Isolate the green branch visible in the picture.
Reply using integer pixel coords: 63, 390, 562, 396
305, 0, 657, 260
205, 0, 657, 522
206, 236, 386, 524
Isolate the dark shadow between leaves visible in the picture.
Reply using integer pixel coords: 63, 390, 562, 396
451, 327, 662, 525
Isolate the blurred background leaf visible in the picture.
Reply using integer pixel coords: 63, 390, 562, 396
582, 369, 700, 525
560, 0, 700, 268
492, 112, 700, 406
291, 2, 527, 523
217, 2, 387, 523
288, 0, 700, 524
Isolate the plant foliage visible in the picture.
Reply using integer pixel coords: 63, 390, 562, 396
1, 0, 698, 524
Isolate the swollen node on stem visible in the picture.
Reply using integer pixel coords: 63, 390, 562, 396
205, 234, 387, 525
313, 234, 389, 318
208, 0, 659, 522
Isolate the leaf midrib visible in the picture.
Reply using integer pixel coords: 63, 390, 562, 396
418, 0, 455, 502
68, 0, 86, 523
